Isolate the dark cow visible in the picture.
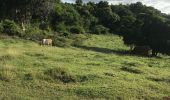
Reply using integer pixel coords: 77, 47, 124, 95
132, 46, 152, 56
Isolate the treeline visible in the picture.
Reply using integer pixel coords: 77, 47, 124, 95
0, 0, 170, 55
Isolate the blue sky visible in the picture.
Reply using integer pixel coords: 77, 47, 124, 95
61, 0, 170, 14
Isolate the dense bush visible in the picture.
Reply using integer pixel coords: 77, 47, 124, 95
54, 22, 68, 33
39, 21, 50, 31
2, 20, 22, 36
71, 34, 89, 46
53, 36, 73, 47
92, 25, 109, 34
52, 34, 89, 47
60, 31, 70, 37
70, 26, 85, 34
23, 24, 53, 41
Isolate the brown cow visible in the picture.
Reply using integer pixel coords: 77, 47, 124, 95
132, 46, 152, 56
41, 39, 53, 46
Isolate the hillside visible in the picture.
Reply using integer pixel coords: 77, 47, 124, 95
0, 34, 170, 99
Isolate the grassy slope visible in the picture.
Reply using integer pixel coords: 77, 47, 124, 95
0, 35, 169, 100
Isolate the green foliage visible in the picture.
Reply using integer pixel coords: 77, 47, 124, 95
39, 21, 50, 31
52, 33, 88, 47
70, 26, 85, 34
96, 1, 120, 30
2, 19, 22, 36
97, 1, 109, 8
22, 24, 53, 41
54, 22, 68, 33
55, 4, 80, 25
75, 0, 83, 5
71, 34, 89, 46
92, 25, 109, 34
53, 36, 73, 47
51, 3, 82, 33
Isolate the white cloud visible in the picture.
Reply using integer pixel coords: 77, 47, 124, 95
61, 0, 170, 14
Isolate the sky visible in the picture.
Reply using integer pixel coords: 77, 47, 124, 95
61, 0, 170, 14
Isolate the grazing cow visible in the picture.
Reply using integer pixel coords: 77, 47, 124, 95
132, 46, 152, 56
41, 39, 53, 46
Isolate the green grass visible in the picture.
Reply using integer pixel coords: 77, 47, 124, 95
0, 34, 169, 100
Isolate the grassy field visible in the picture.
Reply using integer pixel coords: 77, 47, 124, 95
0, 34, 169, 100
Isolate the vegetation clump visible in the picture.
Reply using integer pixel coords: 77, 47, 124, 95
44, 67, 76, 83
1, 20, 22, 36
24, 73, 35, 80
0, 55, 13, 62
0, 67, 17, 82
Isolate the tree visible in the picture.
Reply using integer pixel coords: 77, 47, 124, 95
75, 0, 83, 6
51, 3, 81, 32
141, 14, 170, 55
129, 2, 144, 14
0, 0, 58, 22
97, 1, 109, 8
95, 1, 120, 32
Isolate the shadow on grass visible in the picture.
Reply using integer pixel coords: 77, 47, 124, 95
75, 45, 163, 58
75, 45, 129, 55
121, 66, 143, 74
148, 77, 170, 83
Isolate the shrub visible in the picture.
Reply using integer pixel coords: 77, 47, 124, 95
24, 25, 52, 41
44, 67, 76, 83
104, 72, 116, 77
53, 36, 73, 47
52, 33, 88, 47
60, 31, 70, 37
0, 55, 13, 62
54, 22, 68, 33
70, 26, 85, 34
39, 21, 50, 31
2, 19, 22, 36
77, 74, 100, 82
24, 73, 35, 80
71, 34, 88, 46
92, 25, 109, 34
23, 26, 42, 40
